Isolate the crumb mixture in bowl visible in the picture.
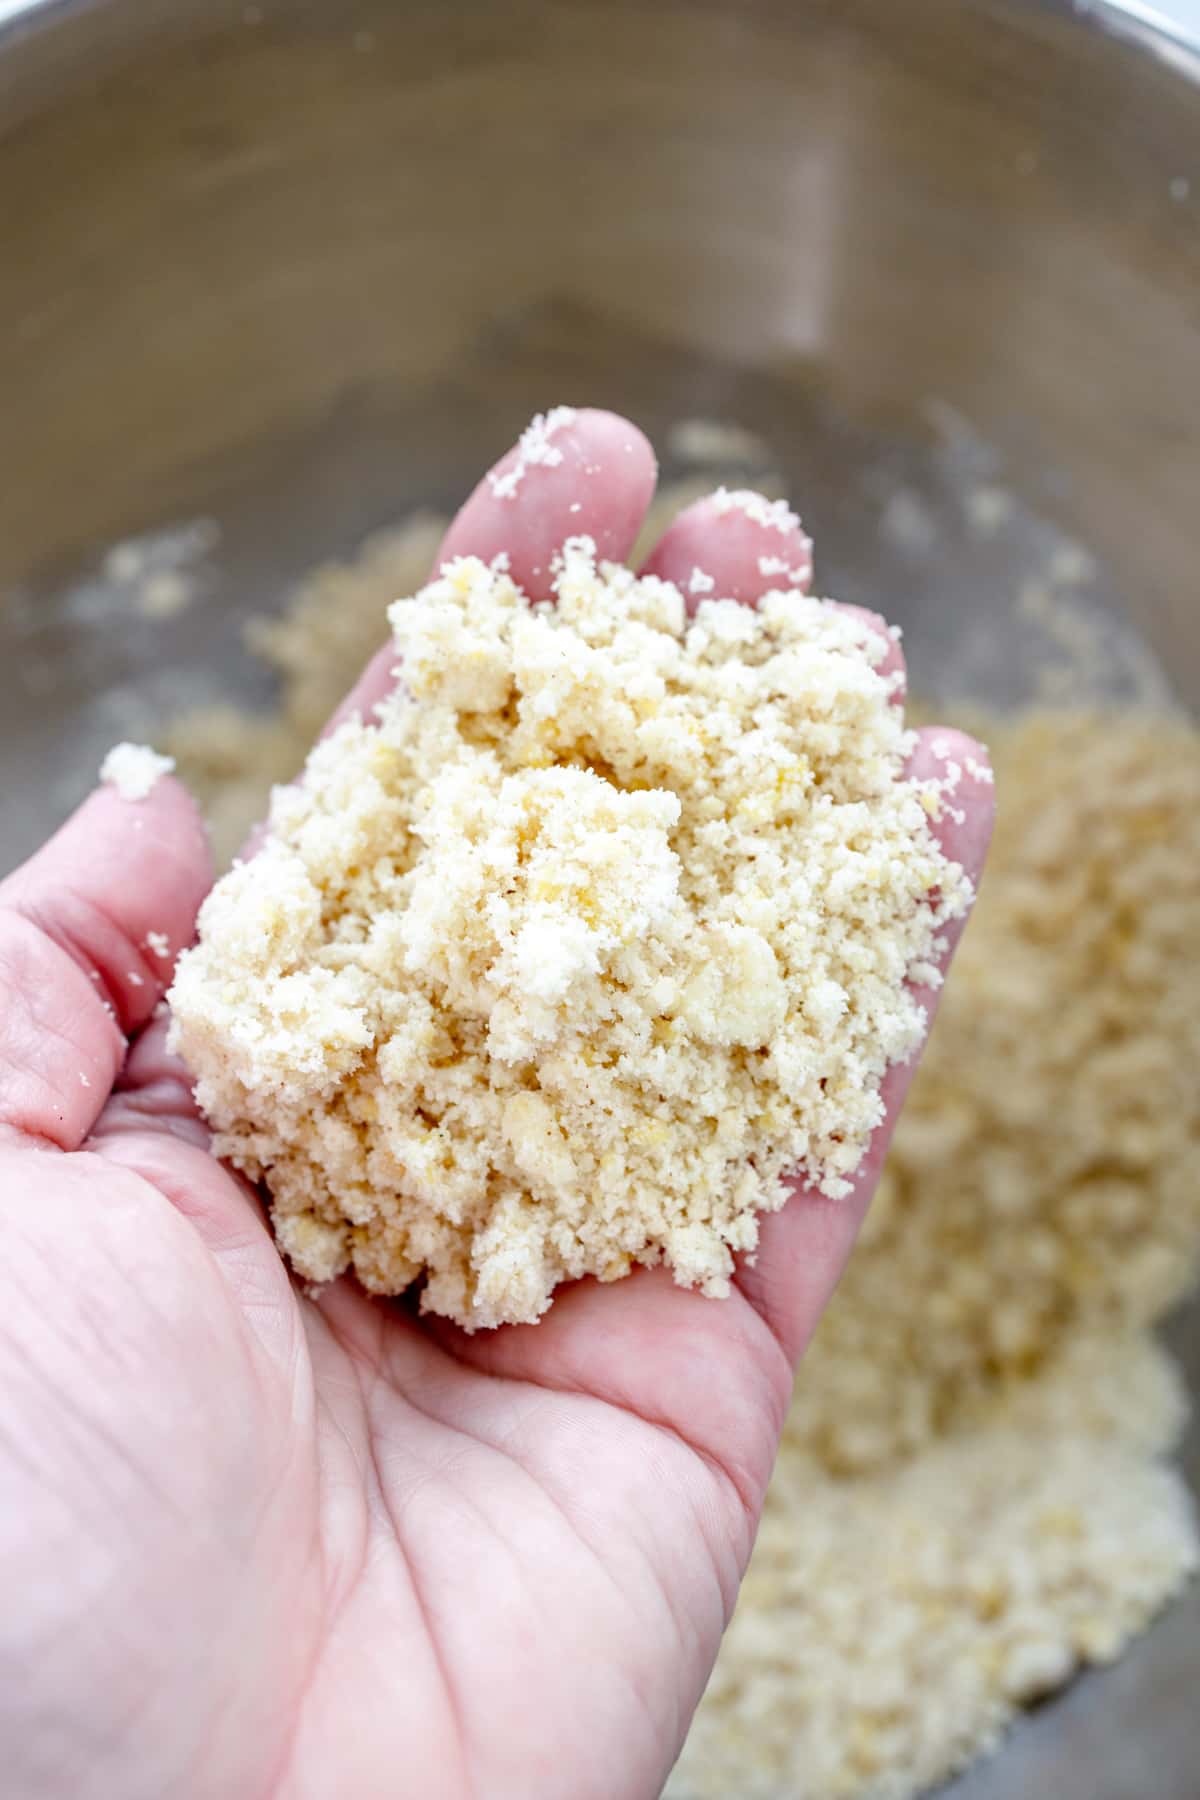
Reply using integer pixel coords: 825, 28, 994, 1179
672, 705, 1200, 1800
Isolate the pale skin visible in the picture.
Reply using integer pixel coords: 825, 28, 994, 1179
0, 412, 994, 1800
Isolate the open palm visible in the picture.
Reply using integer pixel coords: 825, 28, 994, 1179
0, 413, 993, 1800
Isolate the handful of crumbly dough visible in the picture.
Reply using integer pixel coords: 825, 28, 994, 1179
170, 539, 971, 1329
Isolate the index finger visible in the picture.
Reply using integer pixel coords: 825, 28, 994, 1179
327, 408, 657, 736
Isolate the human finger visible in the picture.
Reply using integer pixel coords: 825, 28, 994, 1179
734, 728, 996, 1362
0, 776, 210, 1150
329, 408, 657, 735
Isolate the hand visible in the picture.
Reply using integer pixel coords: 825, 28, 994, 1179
0, 413, 993, 1800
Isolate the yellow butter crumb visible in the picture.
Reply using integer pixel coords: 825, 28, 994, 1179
169, 537, 969, 1329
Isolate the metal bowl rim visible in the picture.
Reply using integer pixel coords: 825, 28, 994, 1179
2, 0, 1200, 69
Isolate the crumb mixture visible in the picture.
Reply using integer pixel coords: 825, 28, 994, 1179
672, 711, 1200, 1799
670, 1331, 1198, 1800
165, 466, 1199, 1796
169, 537, 970, 1329
99, 740, 175, 801
791, 708, 1200, 1476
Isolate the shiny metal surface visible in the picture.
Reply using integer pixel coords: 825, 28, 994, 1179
1, 1, 1197, 1793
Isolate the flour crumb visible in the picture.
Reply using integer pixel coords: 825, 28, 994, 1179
99, 742, 175, 801
487, 406, 578, 500
667, 418, 770, 465
1049, 542, 1098, 588
137, 570, 192, 621
710, 486, 801, 535
103, 542, 148, 585
688, 566, 715, 595
966, 484, 1015, 536
880, 489, 937, 554
145, 931, 172, 960
100, 518, 217, 620
171, 537, 970, 1331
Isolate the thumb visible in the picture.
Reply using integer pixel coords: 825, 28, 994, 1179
0, 772, 211, 1149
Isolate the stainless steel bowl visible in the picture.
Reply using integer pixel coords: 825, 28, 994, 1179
1, 1, 1197, 1793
